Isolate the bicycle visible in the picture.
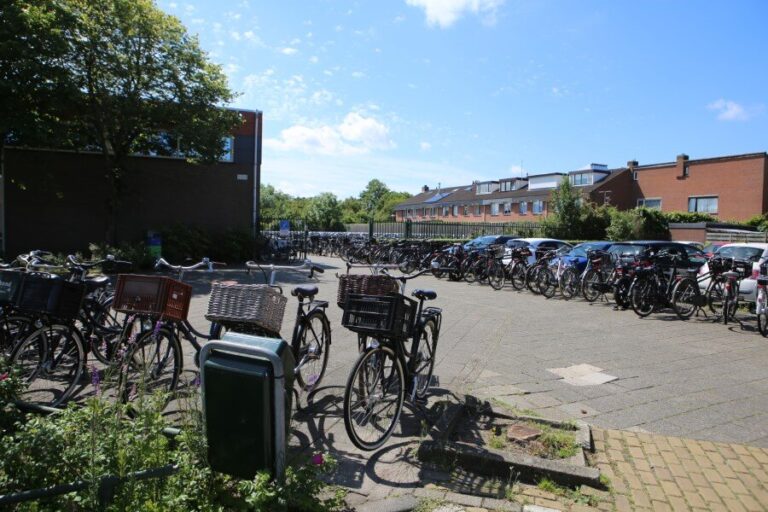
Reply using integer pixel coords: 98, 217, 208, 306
756, 263, 768, 336
341, 266, 442, 451
210, 259, 332, 395
670, 256, 730, 320
628, 251, 684, 317
536, 248, 578, 299
706, 258, 750, 325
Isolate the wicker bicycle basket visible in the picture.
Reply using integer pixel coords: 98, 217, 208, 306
0, 270, 24, 307
341, 293, 417, 340
113, 274, 192, 322
337, 274, 399, 308
205, 283, 288, 335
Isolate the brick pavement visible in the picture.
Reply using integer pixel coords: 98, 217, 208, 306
174, 255, 768, 510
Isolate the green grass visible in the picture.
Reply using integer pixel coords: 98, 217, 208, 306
413, 498, 445, 512
488, 431, 506, 450
536, 478, 600, 507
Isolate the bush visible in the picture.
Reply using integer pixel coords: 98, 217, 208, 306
605, 207, 669, 241
662, 211, 716, 224
0, 357, 23, 434
89, 241, 155, 270
160, 225, 255, 263
0, 388, 344, 511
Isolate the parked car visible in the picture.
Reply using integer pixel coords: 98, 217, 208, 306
463, 235, 517, 252
607, 240, 707, 268
677, 240, 705, 251
701, 242, 728, 258
504, 238, 572, 265
553, 241, 614, 273
696, 243, 768, 303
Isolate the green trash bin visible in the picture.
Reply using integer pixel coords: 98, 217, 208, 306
200, 333, 295, 480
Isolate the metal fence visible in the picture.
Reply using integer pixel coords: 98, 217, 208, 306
355, 220, 544, 240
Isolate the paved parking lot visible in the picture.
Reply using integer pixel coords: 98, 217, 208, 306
185, 255, 768, 448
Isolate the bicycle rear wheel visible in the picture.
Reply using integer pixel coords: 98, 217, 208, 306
413, 320, 437, 399
10, 324, 85, 407
706, 280, 726, 318
537, 268, 557, 298
509, 262, 526, 290
582, 269, 603, 302
293, 311, 331, 392
630, 277, 656, 317
559, 267, 579, 299
121, 326, 182, 403
343, 344, 404, 451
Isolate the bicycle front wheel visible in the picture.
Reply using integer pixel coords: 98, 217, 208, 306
707, 280, 726, 318
121, 327, 182, 403
343, 345, 405, 451
488, 260, 505, 290
294, 311, 331, 392
630, 277, 656, 317
758, 309, 768, 337
509, 263, 526, 290
10, 324, 85, 407
672, 277, 698, 320
559, 267, 579, 299
537, 268, 557, 298
582, 269, 602, 302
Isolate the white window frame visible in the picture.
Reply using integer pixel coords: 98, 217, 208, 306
491, 203, 500, 216
442, 206, 449, 217
632, 171, 638, 181
532, 200, 544, 215
637, 198, 662, 210
519, 202, 528, 215
474, 205, 481, 216
688, 195, 718, 214
503, 203, 511, 215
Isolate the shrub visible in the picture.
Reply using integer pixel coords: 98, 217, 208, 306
89, 241, 155, 270
662, 211, 716, 224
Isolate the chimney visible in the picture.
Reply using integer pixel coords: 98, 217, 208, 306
676, 154, 689, 178
627, 160, 638, 170
421, 185, 430, 193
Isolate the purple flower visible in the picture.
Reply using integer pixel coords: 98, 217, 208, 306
90, 365, 101, 394
193, 374, 201, 387
311, 453, 324, 466
153, 321, 163, 336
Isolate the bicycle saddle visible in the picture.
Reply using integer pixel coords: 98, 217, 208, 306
291, 285, 318, 300
412, 289, 437, 301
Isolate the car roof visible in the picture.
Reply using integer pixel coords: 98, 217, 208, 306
516, 238, 568, 243
719, 243, 768, 249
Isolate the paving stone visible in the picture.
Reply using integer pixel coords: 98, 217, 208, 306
445, 492, 484, 508
481, 497, 522, 511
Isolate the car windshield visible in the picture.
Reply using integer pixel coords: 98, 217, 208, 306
717, 246, 764, 262
506, 239, 529, 248
702, 244, 722, 254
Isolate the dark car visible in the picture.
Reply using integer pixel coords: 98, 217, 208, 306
701, 242, 728, 258
463, 235, 517, 252
608, 240, 707, 269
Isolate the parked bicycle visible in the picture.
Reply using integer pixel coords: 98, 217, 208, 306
340, 265, 442, 450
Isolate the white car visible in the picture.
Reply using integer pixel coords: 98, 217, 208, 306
503, 238, 572, 266
697, 243, 768, 303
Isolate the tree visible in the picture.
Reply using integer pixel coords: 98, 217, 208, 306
542, 177, 584, 239
359, 179, 390, 220
70, 0, 241, 242
306, 193, 343, 231
260, 184, 292, 221
340, 197, 366, 224
374, 191, 411, 221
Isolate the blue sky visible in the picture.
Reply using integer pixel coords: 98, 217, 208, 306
160, 0, 768, 198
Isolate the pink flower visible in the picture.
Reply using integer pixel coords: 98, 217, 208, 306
311, 453, 324, 466
0, 373, 7, 382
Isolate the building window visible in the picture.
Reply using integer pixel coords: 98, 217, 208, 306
500, 181, 512, 192
532, 200, 544, 215
637, 198, 662, 210
491, 203, 499, 216
477, 183, 490, 194
571, 173, 592, 186
463, 205, 469, 216
474, 205, 481, 216
442, 206, 449, 217
220, 136, 235, 162
503, 203, 511, 215
632, 171, 638, 181
452, 205, 459, 216
688, 196, 718, 214
683, 164, 690, 177
519, 202, 528, 215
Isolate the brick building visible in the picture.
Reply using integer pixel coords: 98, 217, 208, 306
394, 152, 768, 223
1, 109, 262, 255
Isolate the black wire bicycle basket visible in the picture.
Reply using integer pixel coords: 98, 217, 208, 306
16, 274, 86, 321
341, 293, 417, 340
0, 270, 24, 307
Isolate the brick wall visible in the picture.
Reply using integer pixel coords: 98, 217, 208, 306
399, 201, 548, 223
633, 155, 766, 221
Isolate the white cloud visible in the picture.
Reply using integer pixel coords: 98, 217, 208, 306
230, 31, 241, 41
351, 71, 366, 79
281, 47, 298, 55
169, 2, 178, 9
310, 89, 334, 105
265, 112, 394, 156
394, 15, 406, 23
420, 142, 431, 151
707, 98, 755, 121
290, 38, 301, 45
309, 55, 319, 64
406, 0, 505, 28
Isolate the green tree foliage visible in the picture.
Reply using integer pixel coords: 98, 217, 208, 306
662, 211, 716, 224
4, 0, 241, 242
306, 192, 344, 231
359, 179, 390, 220
605, 207, 670, 241
373, 191, 410, 221
542, 177, 583, 239
340, 197, 366, 224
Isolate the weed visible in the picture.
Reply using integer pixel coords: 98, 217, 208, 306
488, 431, 506, 450
599, 473, 612, 491
413, 497, 445, 512
536, 477, 600, 507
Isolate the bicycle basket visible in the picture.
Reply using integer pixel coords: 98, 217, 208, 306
16, 274, 86, 321
113, 275, 192, 322
0, 270, 24, 306
341, 293, 417, 340
337, 274, 399, 308
488, 244, 506, 259
205, 283, 287, 335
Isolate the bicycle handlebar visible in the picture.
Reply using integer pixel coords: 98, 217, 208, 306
66, 254, 133, 269
155, 257, 227, 272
